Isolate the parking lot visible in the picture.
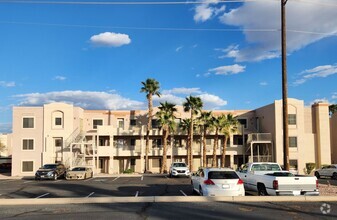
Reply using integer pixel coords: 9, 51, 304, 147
0, 175, 195, 199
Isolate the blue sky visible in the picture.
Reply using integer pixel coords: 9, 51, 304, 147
1, 0, 337, 133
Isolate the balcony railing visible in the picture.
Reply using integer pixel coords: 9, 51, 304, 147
247, 133, 272, 143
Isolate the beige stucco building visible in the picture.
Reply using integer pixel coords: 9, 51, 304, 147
330, 112, 337, 164
0, 133, 12, 158
10, 98, 332, 177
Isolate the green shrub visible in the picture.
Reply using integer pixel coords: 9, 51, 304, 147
123, 169, 134, 174
305, 163, 316, 175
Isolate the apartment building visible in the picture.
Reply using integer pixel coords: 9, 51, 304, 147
10, 98, 331, 177
0, 133, 12, 158
331, 112, 337, 164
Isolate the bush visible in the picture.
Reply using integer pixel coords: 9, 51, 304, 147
305, 163, 316, 175
123, 169, 134, 174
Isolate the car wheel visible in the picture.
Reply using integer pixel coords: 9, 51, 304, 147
257, 184, 268, 196
332, 173, 337, 180
315, 171, 320, 179
35, 176, 39, 181
53, 173, 58, 181
199, 186, 203, 196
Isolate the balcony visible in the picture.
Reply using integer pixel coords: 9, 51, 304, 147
247, 133, 272, 143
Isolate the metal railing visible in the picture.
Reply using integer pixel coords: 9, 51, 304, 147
247, 133, 272, 143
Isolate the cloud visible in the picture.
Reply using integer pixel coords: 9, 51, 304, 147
208, 64, 246, 75
90, 32, 131, 47
310, 98, 329, 105
53, 76, 66, 81
294, 64, 337, 85
14, 90, 144, 110
175, 46, 183, 52
217, 0, 337, 62
154, 87, 227, 110
0, 81, 15, 87
162, 87, 202, 95
332, 93, 337, 99
259, 82, 268, 86
194, 0, 225, 22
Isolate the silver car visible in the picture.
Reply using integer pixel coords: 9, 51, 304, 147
66, 167, 93, 180
191, 168, 245, 196
169, 162, 190, 177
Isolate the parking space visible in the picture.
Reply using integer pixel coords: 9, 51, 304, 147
0, 175, 195, 199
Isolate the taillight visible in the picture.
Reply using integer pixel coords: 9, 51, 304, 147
204, 179, 215, 185
316, 180, 319, 189
237, 179, 244, 184
273, 180, 278, 190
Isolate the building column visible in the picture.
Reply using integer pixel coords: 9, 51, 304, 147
230, 155, 234, 169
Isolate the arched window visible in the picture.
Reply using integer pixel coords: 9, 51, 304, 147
52, 111, 64, 129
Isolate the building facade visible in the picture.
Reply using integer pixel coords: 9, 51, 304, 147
10, 99, 332, 177
330, 112, 337, 164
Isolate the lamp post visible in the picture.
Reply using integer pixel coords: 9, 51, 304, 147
281, 0, 290, 171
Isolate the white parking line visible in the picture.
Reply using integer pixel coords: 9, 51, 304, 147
135, 191, 139, 197
111, 177, 120, 182
180, 190, 187, 196
141, 176, 143, 181
35, 193, 50, 199
86, 192, 95, 198
24, 181, 32, 184
0, 179, 16, 183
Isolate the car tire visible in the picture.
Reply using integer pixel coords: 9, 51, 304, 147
53, 173, 58, 181
35, 176, 39, 181
332, 172, 337, 180
257, 184, 268, 196
315, 171, 320, 179
199, 186, 203, 196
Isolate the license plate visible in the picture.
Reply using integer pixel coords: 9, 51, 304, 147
222, 184, 230, 189
293, 190, 301, 196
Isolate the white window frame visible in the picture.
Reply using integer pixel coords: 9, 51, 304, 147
22, 117, 35, 129
22, 138, 35, 151
93, 119, 104, 129
21, 160, 34, 173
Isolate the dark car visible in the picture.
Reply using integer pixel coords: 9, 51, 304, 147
35, 163, 66, 180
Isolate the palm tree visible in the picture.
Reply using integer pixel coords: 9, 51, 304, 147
140, 78, 161, 172
183, 96, 203, 172
179, 118, 192, 165
197, 111, 213, 167
219, 114, 239, 168
210, 115, 221, 168
156, 102, 177, 173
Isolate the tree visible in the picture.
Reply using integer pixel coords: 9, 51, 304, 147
140, 78, 161, 172
0, 140, 5, 157
329, 104, 337, 116
179, 118, 192, 166
156, 102, 177, 173
197, 111, 213, 167
210, 116, 221, 168
183, 96, 203, 171
218, 114, 239, 168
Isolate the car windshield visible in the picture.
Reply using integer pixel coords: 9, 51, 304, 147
208, 171, 239, 179
42, 164, 57, 169
251, 164, 281, 171
173, 163, 187, 167
72, 167, 86, 171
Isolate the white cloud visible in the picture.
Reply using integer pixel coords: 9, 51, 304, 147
0, 81, 15, 87
154, 87, 227, 110
208, 64, 246, 75
14, 90, 144, 110
217, 0, 337, 62
294, 64, 337, 85
332, 93, 337, 99
53, 76, 66, 81
259, 82, 268, 86
310, 98, 329, 105
175, 46, 183, 52
194, 0, 225, 23
90, 32, 131, 47
162, 87, 202, 95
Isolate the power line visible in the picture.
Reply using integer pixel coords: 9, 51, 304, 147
1, 21, 336, 36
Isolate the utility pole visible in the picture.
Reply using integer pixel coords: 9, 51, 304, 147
281, 0, 289, 171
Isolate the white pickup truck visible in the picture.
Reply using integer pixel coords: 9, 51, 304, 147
237, 162, 319, 196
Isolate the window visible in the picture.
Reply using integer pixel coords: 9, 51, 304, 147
288, 114, 297, 125
152, 119, 159, 128
289, 160, 298, 170
117, 118, 124, 129
206, 138, 212, 146
152, 158, 161, 168
23, 117, 34, 128
131, 158, 136, 166
22, 139, 34, 150
153, 139, 162, 148
237, 118, 247, 129
233, 135, 248, 145
55, 117, 62, 126
54, 138, 63, 147
93, 119, 103, 129
130, 139, 136, 146
130, 119, 136, 126
289, 137, 297, 148
22, 161, 33, 172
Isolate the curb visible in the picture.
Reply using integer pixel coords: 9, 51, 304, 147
1, 196, 337, 206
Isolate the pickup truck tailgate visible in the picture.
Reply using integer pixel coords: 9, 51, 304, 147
276, 177, 317, 191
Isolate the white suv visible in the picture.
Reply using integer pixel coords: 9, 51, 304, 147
169, 162, 190, 178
